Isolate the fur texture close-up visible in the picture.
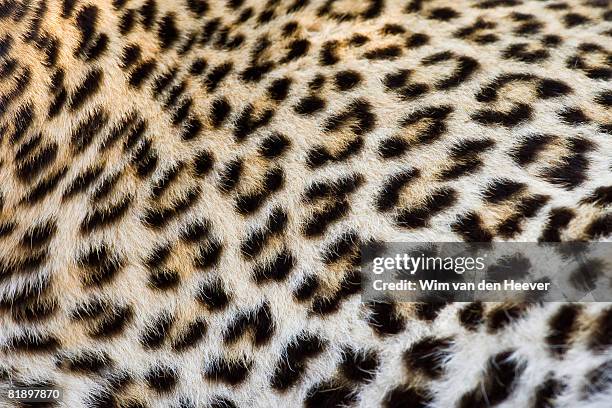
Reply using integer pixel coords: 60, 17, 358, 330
0, 0, 611, 407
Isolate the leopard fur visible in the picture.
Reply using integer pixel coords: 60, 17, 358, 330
0, 0, 611, 407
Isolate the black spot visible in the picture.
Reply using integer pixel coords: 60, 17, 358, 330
7, 331, 60, 353
510, 133, 555, 166
62, 0, 77, 18
304, 174, 364, 203
180, 219, 210, 243
503, 43, 549, 63
21, 166, 67, 206
253, 251, 295, 283
144, 243, 171, 269
450, 138, 495, 160
302, 199, 350, 237
240, 56, 274, 81
367, 301, 405, 336
589, 307, 612, 352
236, 175, 287, 214
16, 143, 58, 181
308, 73, 326, 91
334, 70, 362, 91
458, 301, 484, 330
384, 69, 410, 89
396, 188, 457, 229
375, 168, 420, 212
378, 137, 409, 158
452, 212, 493, 242
119, 9, 135, 34
259, 132, 290, 159
186, 0, 208, 16
78, 243, 125, 286
72, 109, 109, 154
83, 34, 108, 61
381, 23, 405, 35
145, 365, 177, 393
349, 34, 369, 46
200, 18, 220, 44
205, 62, 233, 92
294, 96, 325, 115
414, 302, 447, 321
120, 44, 141, 68
319, 40, 339, 65
581, 186, 612, 208
189, 58, 207, 75
487, 304, 528, 333
194, 240, 223, 269
406, 33, 429, 48
217, 159, 242, 193
321, 230, 360, 265
558, 107, 590, 125
472, 103, 533, 127
209, 97, 231, 128
140, 312, 173, 349
487, 254, 531, 283
282, 21, 298, 35
564, 12, 589, 27
542, 34, 562, 47
340, 349, 379, 383
74, 5, 99, 56
364, 45, 402, 60
196, 279, 230, 311
181, 117, 202, 141
172, 318, 207, 351
223, 302, 274, 346
56, 350, 112, 374
209, 397, 237, 408
541, 151, 590, 190
267, 77, 292, 102
80, 195, 133, 233
546, 304, 581, 358
10, 296, 57, 323
293, 275, 319, 301
141, 187, 200, 229
482, 179, 526, 203
69, 69, 103, 111
89, 305, 133, 338
149, 268, 180, 290
283, 39, 310, 62
204, 358, 251, 385
383, 386, 431, 408
537, 79, 572, 98
584, 213, 612, 240
540, 207, 574, 242
595, 90, 612, 107
300, 279, 341, 314
404, 336, 453, 379
152, 68, 178, 97
11, 103, 35, 143
429, 7, 459, 21
129, 60, 157, 88
304, 381, 356, 408
151, 162, 184, 198
533, 376, 565, 408
172, 99, 193, 125
458, 350, 525, 408
140, 0, 157, 29
233, 104, 274, 141
270, 333, 327, 390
